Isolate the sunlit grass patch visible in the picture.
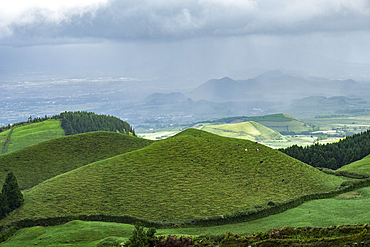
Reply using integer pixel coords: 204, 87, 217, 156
3, 120, 65, 154
340, 154, 370, 175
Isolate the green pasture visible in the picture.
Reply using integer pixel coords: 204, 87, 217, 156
2, 185, 370, 246
0, 129, 11, 154
0, 131, 153, 189
202, 121, 284, 141
3, 129, 344, 224
2, 120, 65, 154
339, 154, 370, 175
0, 220, 130, 247
249, 113, 311, 133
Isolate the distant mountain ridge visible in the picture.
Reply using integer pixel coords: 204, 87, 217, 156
188, 70, 365, 102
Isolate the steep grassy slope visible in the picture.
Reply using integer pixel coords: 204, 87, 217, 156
0, 132, 153, 189
5, 129, 343, 223
339, 154, 370, 175
202, 121, 283, 141
3, 120, 65, 154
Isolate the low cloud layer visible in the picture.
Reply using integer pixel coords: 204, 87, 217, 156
1, 0, 369, 45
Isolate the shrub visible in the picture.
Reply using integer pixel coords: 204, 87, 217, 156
155, 235, 194, 247
340, 181, 355, 187
123, 224, 156, 247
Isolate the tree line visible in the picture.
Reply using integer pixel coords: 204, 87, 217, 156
56, 111, 135, 136
279, 130, 370, 169
0, 111, 135, 136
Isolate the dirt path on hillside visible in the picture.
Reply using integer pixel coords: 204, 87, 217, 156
1, 128, 14, 155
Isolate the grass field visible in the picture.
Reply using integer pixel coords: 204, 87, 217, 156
2, 185, 370, 246
0, 129, 11, 154
0, 131, 154, 190
3, 129, 345, 224
138, 131, 178, 140
2, 120, 65, 154
201, 121, 284, 141
339, 154, 370, 175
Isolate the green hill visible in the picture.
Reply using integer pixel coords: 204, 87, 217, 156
0, 131, 153, 190
339, 154, 370, 175
5, 129, 343, 223
2, 120, 65, 154
0, 112, 136, 155
201, 121, 284, 141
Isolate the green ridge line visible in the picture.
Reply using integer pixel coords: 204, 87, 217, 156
1, 128, 14, 155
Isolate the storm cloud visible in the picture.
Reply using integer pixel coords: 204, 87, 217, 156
1, 0, 369, 45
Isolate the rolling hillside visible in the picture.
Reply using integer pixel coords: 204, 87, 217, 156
201, 121, 284, 141
5, 129, 343, 223
0, 131, 154, 190
339, 154, 370, 175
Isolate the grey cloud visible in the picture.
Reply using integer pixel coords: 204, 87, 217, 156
1, 0, 370, 45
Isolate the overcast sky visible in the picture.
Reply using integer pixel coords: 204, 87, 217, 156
1, 0, 370, 82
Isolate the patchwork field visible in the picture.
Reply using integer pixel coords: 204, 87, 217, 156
3, 129, 345, 224
201, 121, 284, 141
0, 131, 153, 189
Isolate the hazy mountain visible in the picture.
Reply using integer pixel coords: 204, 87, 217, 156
189, 71, 368, 103
188, 77, 261, 101
143, 92, 187, 105
254, 70, 286, 82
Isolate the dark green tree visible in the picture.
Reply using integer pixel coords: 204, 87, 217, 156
2, 172, 24, 213
0, 194, 7, 219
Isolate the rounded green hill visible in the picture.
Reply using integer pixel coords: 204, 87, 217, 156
6, 129, 343, 223
0, 131, 153, 190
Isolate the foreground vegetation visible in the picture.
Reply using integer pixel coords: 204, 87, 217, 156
2, 129, 344, 224
3, 184, 370, 247
0, 131, 153, 189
